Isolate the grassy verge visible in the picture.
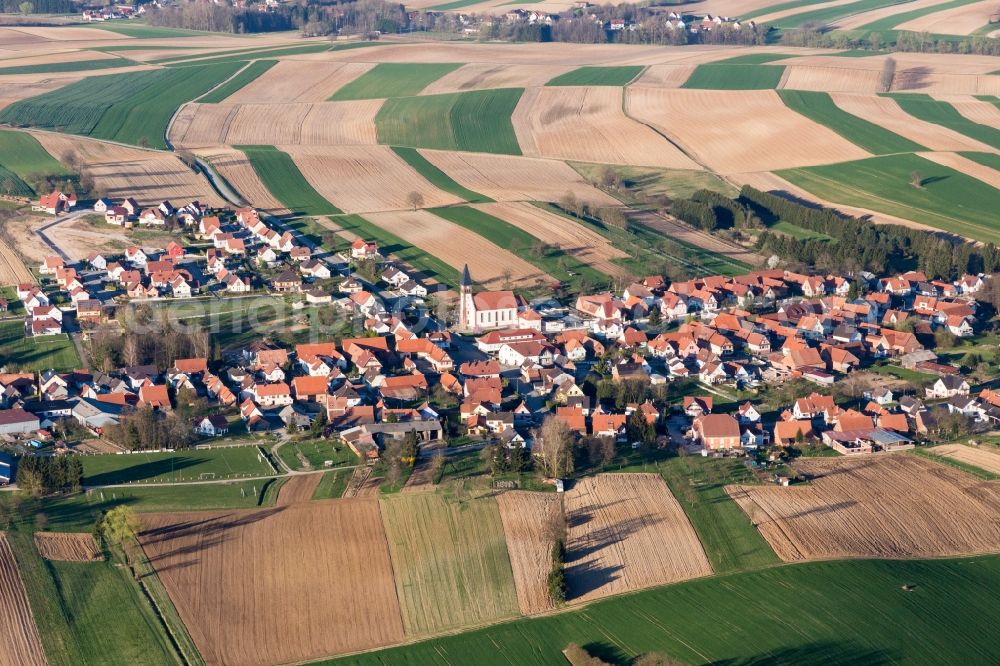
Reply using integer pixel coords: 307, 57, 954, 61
312, 468, 351, 499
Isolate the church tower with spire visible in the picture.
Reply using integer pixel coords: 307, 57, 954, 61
460, 264, 474, 331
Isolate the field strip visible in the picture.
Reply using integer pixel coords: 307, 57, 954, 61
728, 455, 1000, 561
276, 473, 323, 506
196, 145, 290, 214
628, 88, 869, 173
420, 63, 575, 95
835, 0, 945, 29
928, 444, 1000, 475
496, 491, 563, 615
920, 151, 1000, 188
932, 95, 1000, 129
779, 64, 883, 93
282, 144, 463, 213
0, 239, 33, 286
512, 85, 701, 169
363, 209, 552, 287
224, 60, 375, 103
895, 0, 999, 34
830, 93, 995, 151
753, 0, 856, 23
34, 532, 103, 562
419, 149, 619, 206
0, 533, 48, 666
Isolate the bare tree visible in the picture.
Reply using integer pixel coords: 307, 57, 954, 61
911, 171, 924, 189
880, 57, 897, 93
406, 191, 425, 210
539, 415, 574, 478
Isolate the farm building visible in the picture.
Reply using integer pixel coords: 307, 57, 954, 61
0, 408, 40, 435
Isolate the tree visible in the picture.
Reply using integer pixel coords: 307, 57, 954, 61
538, 415, 574, 478
910, 171, 924, 189
647, 307, 661, 327
406, 191, 425, 210
627, 409, 654, 446
15, 464, 43, 496
429, 449, 445, 480
547, 539, 567, 604
880, 56, 896, 93
18, 2, 33, 13
98, 505, 139, 565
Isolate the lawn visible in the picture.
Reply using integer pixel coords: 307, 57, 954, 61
427, 205, 609, 287
312, 468, 351, 499
237, 145, 343, 216
5, 529, 176, 666
277, 438, 358, 471
379, 491, 519, 636
0, 63, 242, 149
886, 93, 1000, 150
778, 89, 925, 154
777, 153, 1000, 242
546, 65, 644, 86
375, 88, 523, 155
390, 147, 492, 203
81, 446, 275, 485
198, 59, 277, 103
0, 129, 71, 196
330, 62, 463, 100
0, 56, 134, 76
771, 220, 835, 240
324, 555, 1000, 665
682, 64, 786, 90
656, 455, 779, 574
0, 319, 81, 372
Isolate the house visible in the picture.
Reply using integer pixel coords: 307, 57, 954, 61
254, 382, 293, 407
33, 190, 76, 215
773, 419, 814, 446
105, 206, 129, 226
351, 239, 379, 260
138, 384, 171, 411
737, 401, 761, 423
194, 415, 230, 437
693, 414, 741, 450
273, 270, 302, 293
926, 375, 970, 399
683, 396, 713, 418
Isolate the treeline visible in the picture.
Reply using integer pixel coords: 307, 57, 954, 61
780, 27, 1000, 56
671, 190, 749, 231
103, 406, 196, 451
145, 2, 295, 33
1, 0, 73, 13
299, 0, 408, 37
742, 186, 1000, 279
16, 456, 83, 495
88, 308, 213, 373
482, 15, 768, 46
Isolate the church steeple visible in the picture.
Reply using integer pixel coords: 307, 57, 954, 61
461, 264, 472, 288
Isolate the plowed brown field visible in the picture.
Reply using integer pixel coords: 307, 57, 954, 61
564, 473, 711, 604
496, 491, 563, 615
275, 473, 322, 505
473, 201, 630, 278
930, 444, 1000, 475
0, 239, 32, 286
33, 532, 102, 562
512, 86, 700, 169
224, 60, 375, 103
0, 533, 47, 666
420, 149, 618, 206
728, 454, 1000, 562
364, 209, 552, 287
778, 65, 882, 93
420, 63, 573, 94
139, 501, 404, 666
628, 88, 870, 173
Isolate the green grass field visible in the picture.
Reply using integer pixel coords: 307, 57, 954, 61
94, 22, 227, 38
375, 88, 523, 155
546, 65, 644, 86
163, 42, 350, 67
237, 144, 343, 215
0, 320, 81, 372
682, 64, 786, 90
657, 456, 779, 574
428, 205, 609, 287
277, 439, 357, 471
742, 0, 831, 19
0, 129, 71, 195
0, 56, 134, 76
325, 555, 1000, 665
886, 93, 1000, 150
199, 59, 277, 103
855, 0, 981, 31
330, 62, 462, 100
771, 220, 836, 240
6, 530, 176, 666
390, 147, 492, 203
767, 0, 911, 29
778, 153, 1000, 242
379, 492, 518, 636
0, 63, 241, 149
778, 90, 926, 154
312, 468, 350, 499
81, 447, 274, 485
570, 162, 737, 201
959, 151, 1000, 171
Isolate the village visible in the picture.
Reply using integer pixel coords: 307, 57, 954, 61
0, 188, 996, 487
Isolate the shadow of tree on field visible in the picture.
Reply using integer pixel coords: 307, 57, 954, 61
708, 640, 897, 666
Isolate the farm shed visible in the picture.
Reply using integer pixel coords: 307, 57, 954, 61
0, 408, 40, 435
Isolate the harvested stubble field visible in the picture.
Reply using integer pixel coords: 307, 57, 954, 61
139, 500, 404, 666
778, 64, 883, 93
223, 60, 375, 103
420, 63, 575, 95
830, 93, 995, 152
496, 491, 563, 615
170, 100, 381, 148
363, 209, 552, 287
33, 532, 102, 562
472, 201, 630, 278
627, 88, 870, 173
728, 454, 1000, 562
929, 444, 1000, 476
0, 533, 47, 666
274, 473, 322, 506
380, 492, 519, 636
564, 473, 712, 605
419, 149, 619, 206
895, 0, 999, 34
512, 86, 700, 169
31, 132, 224, 207
0, 239, 32, 285
284, 144, 461, 213
197, 145, 289, 213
